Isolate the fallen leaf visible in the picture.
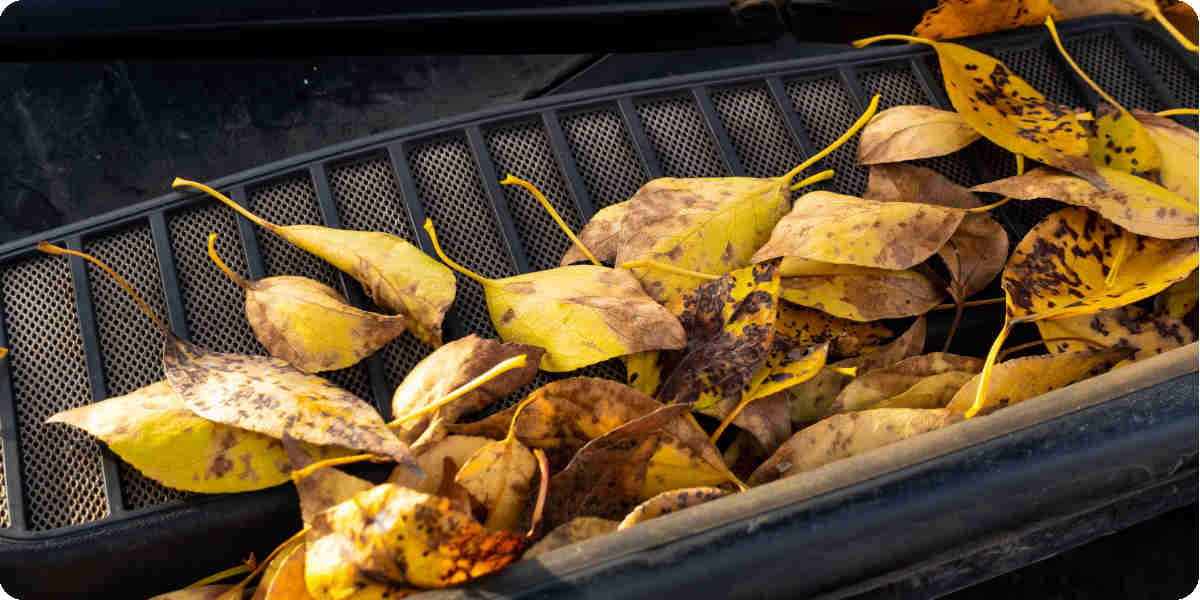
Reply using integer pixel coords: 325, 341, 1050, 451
285, 435, 372, 527
1132, 109, 1199, 204
623, 350, 664, 397
454, 395, 539, 533
1036, 305, 1195, 361
617, 487, 727, 531
163, 335, 418, 471
751, 191, 965, 270
722, 430, 771, 482
857, 105, 981, 164
716, 343, 829, 453
305, 484, 527, 593
561, 202, 629, 266
524, 518, 619, 559
1157, 270, 1199, 318
149, 585, 235, 600
207, 234, 408, 373
773, 302, 892, 358
867, 371, 979, 410
865, 163, 1008, 299
912, 0, 1061, 40
175, 179, 456, 347
425, 220, 686, 372
389, 335, 542, 446
1087, 104, 1162, 177
45, 380, 343, 494
748, 408, 961, 486
1002, 206, 1198, 321
778, 257, 945, 322
787, 317, 927, 425
832, 353, 984, 412
259, 543, 316, 600
947, 346, 1135, 415
1162, 2, 1199, 46
251, 541, 296, 600
853, 35, 1105, 188
388, 435, 492, 495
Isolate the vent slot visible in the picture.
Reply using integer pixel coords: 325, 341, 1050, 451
635, 94, 728, 179
560, 106, 648, 210
711, 85, 806, 180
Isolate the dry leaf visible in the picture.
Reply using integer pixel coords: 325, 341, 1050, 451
857, 105, 981, 164
524, 518, 620, 559
454, 397, 539, 533
46, 380, 343, 494
1036, 305, 1195, 361
749, 408, 960, 486
972, 166, 1197, 239
285, 435, 372, 527
774, 301, 892, 358
1087, 104, 1162, 177
259, 543, 316, 600
1003, 206, 1198, 321
387, 435, 492, 495
947, 346, 1135, 415
389, 335, 542, 446
723, 343, 829, 452
1132, 109, 1199, 204
163, 335, 418, 471
209, 235, 407, 373
913, 0, 1061, 40
617, 487, 727, 531
561, 202, 628, 266
787, 317, 927, 425
174, 179, 456, 347
778, 257, 945, 322
832, 353, 984, 412
1157, 270, 1199, 318
305, 484, 527, 593
623, 350, 664, 397
751, 191, 965, 270
149, 585, 235, 600
1055, 0, 1168, 19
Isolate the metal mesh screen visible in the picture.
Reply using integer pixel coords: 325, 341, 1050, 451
560, 106, 648, 211
2, 256, 109, 530
485, 120, 583, 272
1064, 32, 1163, 112
327, 154, 431, 394
635, 95, 728, 178
1133, 30, 1199, 113
82, 224, 191, 510
710, 85, 805, 179
785, 75, 868, 195
245, 175, 374, 403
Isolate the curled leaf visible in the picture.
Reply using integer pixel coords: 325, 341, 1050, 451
973, 166, 1197, 239
948, 346, 1135, 416
561, 202, 629, 266
387, 435, 492, 495
832, 353, 983, 412
258, 543, 316, 600
749, 408, 960, 486
454, 396, 539, 533
857, 105, 981, 164
778, 257, 944, 322
912, 0, 1061, 40
285, 435, 372, 527
1132, 109, 1199, 204
751, 191, 965, 270
617, 487, 727, 531
524, 518, 619, 559
1036, 305, 1195, 362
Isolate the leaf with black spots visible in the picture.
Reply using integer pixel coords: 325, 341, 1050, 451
947, 346, 1135, 416
1036, 305, 1195, 362
1132, 109, 1198, 204
912, 0, 1061, 39
778, 257, 945, 322
617, 487, 727, 530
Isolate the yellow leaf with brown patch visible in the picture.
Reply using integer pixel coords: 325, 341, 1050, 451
724, 343, 829, 453
1158, 270, 1199, 318
561, 201, 629, 266
1036, 305, 1195, 361
751, 191, 965, 270
947, 346, 1135, 416
773, 301, 892, 358
857, 105, 981, 164
388, 435, 492, 495
618, 487, 727, 530
524, 518, 619, 559
45, 380, 346, 494
1132, 109, 1199, 204
454, 396, 538, 533
912, 0, 1061, 40
285, 435, 373, 527
832, 353, 983, 412
778, 257, 945, 322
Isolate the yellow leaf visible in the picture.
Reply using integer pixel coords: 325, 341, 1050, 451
712, 343, 830, 453
259, 543, 319, 600
831, 353, 984, 412
748, 408, 961, 486
912, 0, 1061, 40
561, 201, 629, 266
857, 105, 981, 164
454, 395, 539, 533
1036, 305, 1195, 361
524, 518, 619, 559
305, 484, 527, 593
853, 35, 1106, 188
1088, 104, 1162, 176
778, 257, 944, 321
1056, 0, 1198, 52
45, 380, 345, 494
174, 179, 456, 347
425, 220, 686, 372
1132, 109, 1199, 204
773, 301, 892, 358
623, 350, 665, 396
866, 371, 979, 410
751, 191, 966, 269
1158, 269, 1199, 317
1003, 206, 1198, 321
617, 487, 727, 531
388, 435, 492, 495
948, 346, 1135, 415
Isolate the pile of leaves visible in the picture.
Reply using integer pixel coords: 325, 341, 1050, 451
28, 9, 1196, 600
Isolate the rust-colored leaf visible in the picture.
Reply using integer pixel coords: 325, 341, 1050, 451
617, 487, 727, 531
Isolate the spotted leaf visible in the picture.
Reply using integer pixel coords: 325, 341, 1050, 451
947, 346, 1135, 416
1036, 305, 1195, 362
912, 0, 1062, 40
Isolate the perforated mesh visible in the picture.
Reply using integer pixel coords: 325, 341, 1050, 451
1064, 32, 1163, 112
1134, 30, 1199, 112
560, 106, 648, 210
485, 120, 582, 272
711, 85, 806, 179
635, 95, 728, 178
327, 155, 431, 395
246, 175, 374, 403
2, 256, 109, 530
785, 76, 868, 195
82, 225, 191, 510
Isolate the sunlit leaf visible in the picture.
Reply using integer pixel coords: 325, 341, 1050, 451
1036, 305, 1195, 361
1087, 103, 1162, 177
1055, 0, 1198, 53
912, 0, 1061, 40
561, 202, 629, 266
454, 396, 539, 533
387, 435, 492, 495
857, 105, 981, 164
617, 487, 727, 531
778, 257, 944, 322
716, 343, 829, 453
1132, 109, 1199, 204
947, 346, 1135, 416
285, 435, 372, 527
623, 350, 664, 397
832, 353, 983, 412
259, 543, 317, 600
524, 518, 619, 559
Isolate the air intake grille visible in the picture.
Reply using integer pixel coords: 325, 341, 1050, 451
786, 75, 868, 195
636, 94, 728, 178
1134, 30, 1199, 113
1065, 32, 1163, 111
711, 84, 805, 179
560, 106, 647, 210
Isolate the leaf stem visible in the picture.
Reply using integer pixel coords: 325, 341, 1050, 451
290, 453, 389, 483
683, 412, 747, 491
781, 95, 881, 184
391, 354, 528, 426
505, 391, 540, 443
852, 34, 933, 48
37, 242, 169, 331
943, 295, 966, 353
1156, 108, 1200, 117
223, 528, 309, 596
788, 169, 836, 191
1151, 8, 1199, 53
501, 174, 601, 266
527, 448, 549, 538
619, 260, 720, 280
932, 297, 1005, 311
965, 154, 1023, 213
1045, 17, 1127, 112
1106, 228, 1133, 288
206, 233, 252, 290
423, 219, 492, 286
998, 336, 1108, 361
173, 178, 278, 232
709, 345, 828, 444
964, 311, 1012, 419
829, 366, 857, 376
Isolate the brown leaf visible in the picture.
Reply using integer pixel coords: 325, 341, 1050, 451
387, 435, 492, 495
163, 335, 417, 471
524, 518, 620, 559
749, 408, 961, 486
832, 353, 984, 412
947, 346, 1135, 416
561, 202, 628, 266
779, 257, 945, 322
617, 487, 727, 531
857, 105, 981, 164
284, 435, 372, 527
912, 0, 1061, 40
751, 191, 965, 270
1036, 305, 1195, 362
773, 301, 892, 359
